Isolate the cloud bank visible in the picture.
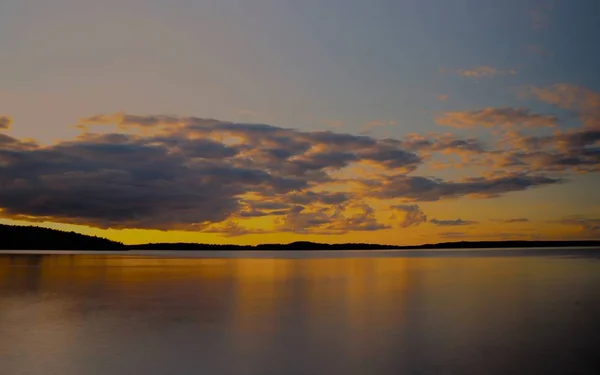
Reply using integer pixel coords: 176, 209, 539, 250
0, 93, 597, 234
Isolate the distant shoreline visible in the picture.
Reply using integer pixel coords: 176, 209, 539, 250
1, 223, 599, 251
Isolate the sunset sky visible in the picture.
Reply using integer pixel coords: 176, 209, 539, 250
1, 0, 599, 245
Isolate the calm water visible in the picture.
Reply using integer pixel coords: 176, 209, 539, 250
1, 248, 599, 375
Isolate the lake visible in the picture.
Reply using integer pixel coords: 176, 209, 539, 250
1, 248, 599, 375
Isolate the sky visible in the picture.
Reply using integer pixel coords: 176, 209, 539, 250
1, 0, 599, 245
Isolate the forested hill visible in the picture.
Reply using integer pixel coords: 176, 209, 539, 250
1, 224, 599, 251
0, 224, 125, 250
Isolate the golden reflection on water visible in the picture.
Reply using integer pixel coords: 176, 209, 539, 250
1, 253, 599, 375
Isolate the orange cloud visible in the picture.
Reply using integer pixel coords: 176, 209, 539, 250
436, 107, 558, 129
524, 84, 600, 114
392, 204, 428, 228
523, 84, 600, 130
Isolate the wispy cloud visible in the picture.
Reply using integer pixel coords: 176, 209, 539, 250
440, 232, 537, 240
441, 66, 518, 79
494, 218, 531, 224
366, 174, 561, 201
436, 107, 558, 129
556, 216, 600, 236
522, 84, 600, 117
430, 218, 479, 226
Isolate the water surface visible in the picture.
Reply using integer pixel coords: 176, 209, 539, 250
1, 248, 599, 374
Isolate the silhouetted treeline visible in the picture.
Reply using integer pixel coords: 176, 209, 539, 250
411, 240, 600, 249
0, 224, 125, 250
1, 224, 599, 251
128, 241, 403, 251
128, 240, 600, 250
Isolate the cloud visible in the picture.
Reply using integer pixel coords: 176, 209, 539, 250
275, 204, 390, 235
438, 94, 449, 102
203, 221, 270, 237
495, 218, 530, 223
0, 112, 590, 233
523, 84, 600, 113
436, 108, 558, 129
439, 232, 468, 239
430, 218, 479, 226
390, 204, 478, 228
496, 128, 600, 174
0, 116, 12, 130
80, 113, 183, 129
443, 66, 518, 79
523, 84, 600, 129
0, 116, 420, 231
392, 204, 428, 228
439, 232, 535, 240
556, 216, 600, 235
430, 86, 600, 176
365, 174, 562, 201
402, 133, 486, 154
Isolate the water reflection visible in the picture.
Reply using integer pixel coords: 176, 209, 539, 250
1, 253, 599, 375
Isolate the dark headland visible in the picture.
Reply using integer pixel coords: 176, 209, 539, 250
1, 224, 599, 251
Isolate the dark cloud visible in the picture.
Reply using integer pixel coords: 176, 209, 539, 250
365, 174, 562, 201
430, 218, 479, 226
402, 134, 486, 155
0, 131, 304, 229
0, 134, 39, 151
0, 116, 419, 230
495, 218, 530, 223
497, 127, 600, 174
